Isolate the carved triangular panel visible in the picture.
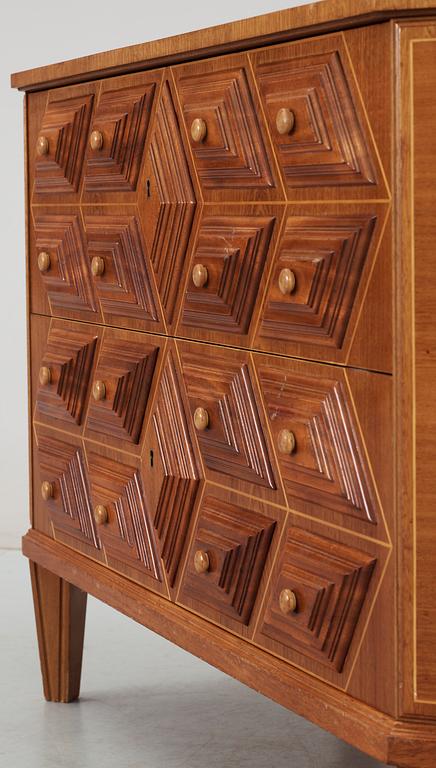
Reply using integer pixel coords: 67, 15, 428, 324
179, 493, 276, 625
36, 320, 98, 430
258, 526, 376, 672
256, 360, 378, 524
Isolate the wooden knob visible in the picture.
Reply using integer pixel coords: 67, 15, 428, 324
90, 130, 104, 151
192, 264, 208, 288
194, 407, 209, 431
37, 251, 51, 273
191, 118, 207, 143
194, 550, 210, 574
41, 480, 54, 501
94, 504, 108, 525
92, 380, 106, 401
36, 135, 49, 156
278, 268, 296, 296
279, 588, 297, 615
277, 429, 296, 455
91, 256, 105, 277
39, 366, 51, 386
276, 108, 295, 136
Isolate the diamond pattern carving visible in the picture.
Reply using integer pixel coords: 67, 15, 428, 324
258, 526, 376, 671
256, 362, 378, 523
254, 48, 377, 188
181, 214, 275, 336
258, 214, 377, 349
34, 92, 94, 196
179, 493, 276, 625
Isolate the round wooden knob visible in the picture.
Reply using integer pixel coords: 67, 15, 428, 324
277, 429, 296, 455
90, 130, 104, 151
91, 256, 105, 277
279, 588, 297, 615
41, 480, 54, 501
37, 251, 51, 273
276, 108, 295, 136
278, 268, 296, 296
194, 407, 209, 431
92, 380, 106, 401
39, 366, 51, 386
191, 118, 207, 143
192, 263, 208, 288
194, 550, 210, 574
36, 135, 49, 156
94, 504, 108, 525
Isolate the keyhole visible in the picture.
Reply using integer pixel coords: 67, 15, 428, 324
146, 178, 151, 198
150, 449, 154, 468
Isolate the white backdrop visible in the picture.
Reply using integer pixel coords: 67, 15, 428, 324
0, 0, 311, 548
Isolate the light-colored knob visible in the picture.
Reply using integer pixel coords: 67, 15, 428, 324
36, 136, 49, 156
277, 429, 296, 455
192, 263, 208, 288
279, 588, 297, 615
41, 480, 54, 501
276, 108, 295, 136
194, 407, 209, 431
37, 251, 51, 273
94, 504, 108, 525
278, 268, 296, 296
194, 550, 210, 574
39, 366, 52, 386
90, 130, 104, 151
91, 256, 105, 277
191, 118, 207, 143
92, 380, 106, 401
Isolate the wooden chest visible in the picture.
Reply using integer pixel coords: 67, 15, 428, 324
11, 2, 436, 765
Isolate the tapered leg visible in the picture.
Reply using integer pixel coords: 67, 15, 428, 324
30, 561, 87, 702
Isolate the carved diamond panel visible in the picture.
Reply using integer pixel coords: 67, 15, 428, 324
84, 210, 162, 329
33, 210, 97, 320
87, 448, 162, 583
36, 320, 98, 431
257, 214, 377, 349
253, 47, 377, 188
34, 91, 94, 197
179, 344, 277, 491
174, 57, 278, 196
142, 80, 197, 327
179, 493, 276, 625
181, 214, 275, 337
36, 427, 100, 552
257, 525, 376, 671
86, 329, 160, 447
84, 76, 157, 193
256, 360, 378, 524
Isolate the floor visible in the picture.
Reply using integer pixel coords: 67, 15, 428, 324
0, 549, 388, 768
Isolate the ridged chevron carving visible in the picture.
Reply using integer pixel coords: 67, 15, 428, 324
259, 526, 376, 671
34, 92, 94, 196
87, 449, 162, 582
180, 494, 276, 624
84, 79, 157, 192
179, 346, 276, 490
36, 321, 98, 429
258, 214, 377, 349
149, 352, 202, 587
144, 80, 197, 326
86, 331, 159, 446
253, 48, 376, 188
84, 211, 160, 327
182, 214, 275, 335
256, 363, 377, 523
34, 211, 97, 317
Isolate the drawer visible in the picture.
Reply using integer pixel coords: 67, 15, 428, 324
173, 52, 282, 201
177, 486, 284, 635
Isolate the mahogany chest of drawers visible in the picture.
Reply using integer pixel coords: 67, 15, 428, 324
11, 1, 436, 765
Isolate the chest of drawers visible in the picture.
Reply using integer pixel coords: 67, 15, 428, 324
11, 2, 436, 765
